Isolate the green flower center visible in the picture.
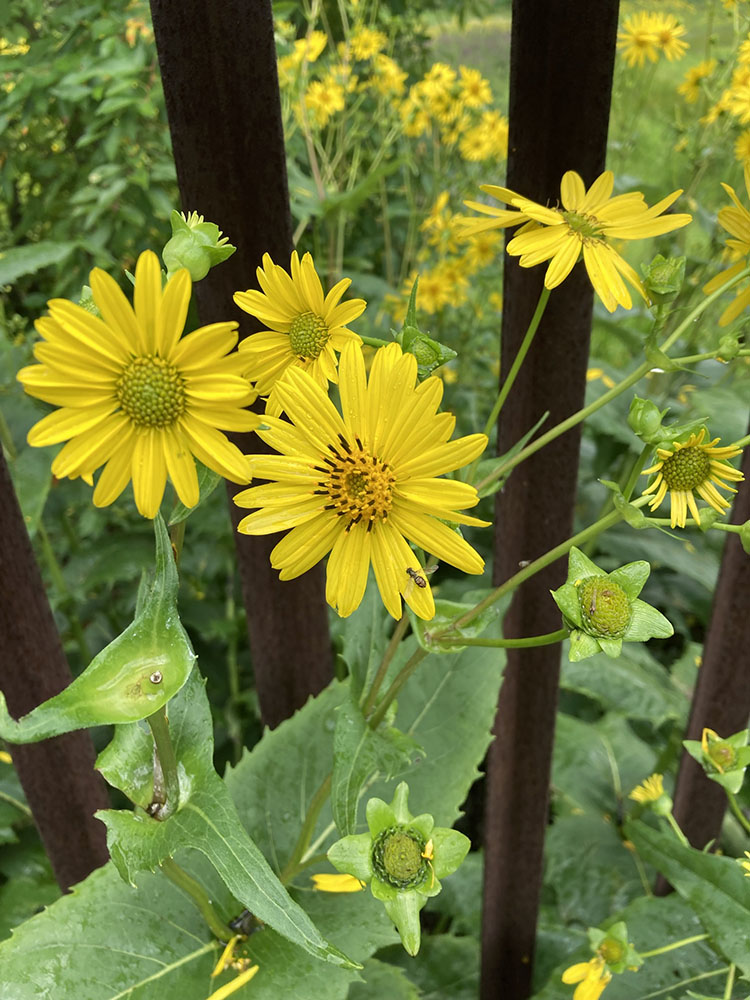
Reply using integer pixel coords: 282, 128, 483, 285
321, 435, 394, 528
707, 742, 736, 772
371, 826, 429, 889
578, 576, 631, 638
599, 938, 625, 966
289, 311, 330, 361
116, 356, 186, 429
562, 210, 604, 241
660, 446, 711, 491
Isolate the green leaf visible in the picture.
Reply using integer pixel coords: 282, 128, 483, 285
348, 958, 420, 1000
331, 696, 421, 836
410, 591, 504, 654
98, 669, 357, 970
380, 935, 480, 1000
168, 462, 222, 525
625, 820, 750, 976
0, 241, 78, 285
625, 598, 674, 641
0, 516, 195, 742
335, 582, 389, 702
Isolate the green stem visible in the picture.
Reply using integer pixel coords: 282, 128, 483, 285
727, 791, 750, 836
724, 963, 736, 1000
147, 707, 180, 820
361, 614, 410, 715
160, 857, 233, 941
368, 647, 427, 731
663, 810, 690, 847
437, 628, 568, 649
280, 774, 332, 884
169, 520, 186, 564
475, 266, 750, 495
467, 286, 551, 485
0, 788, 32, 819
640, 933, 709, 959
279, 852, 329, 881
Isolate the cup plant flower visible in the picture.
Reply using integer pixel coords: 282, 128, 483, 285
683, 727, 750, 794
551, 547, 673, 662
327, 782, 470, 956
562, 922, 643, 1000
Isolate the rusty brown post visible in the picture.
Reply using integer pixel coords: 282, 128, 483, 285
149, 0, 332, 727
0, 452, 109, 889
665, 424, 750, 855
481, 2, 620, 998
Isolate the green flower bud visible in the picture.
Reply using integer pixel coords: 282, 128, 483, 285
162, 210, 236, 281
0, 516, 195, 743
588, 922, 642, 975
628, 396, 666, 442
551, 547, 673, 662
327, 782, 469, 956
642, 253, 685, 303
683, 727, 750, 794
717, 331, 741, 362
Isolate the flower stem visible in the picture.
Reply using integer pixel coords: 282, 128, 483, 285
361, 614, 410, 716
160, 856, 233, 941
280, 773, 332, 884
727, 791, 750, 836
639, 933, 709, 959
147, 706, 180, 820
367, 647, 428, 731
169, 520, 186, 563
475, 265, 750, 495
437, 628, 569, 649
665, 810, 690, 846
724, 963, 736, 1000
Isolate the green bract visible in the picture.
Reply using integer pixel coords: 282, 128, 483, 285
162, 209, 236, 281
0, 516, 195, 743
589, 921, 642, 974
327, 781, 470, 956
551, 547, 673, 662
683, 728, 750, 794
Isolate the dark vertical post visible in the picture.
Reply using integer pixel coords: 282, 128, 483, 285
481, 4, 619, 998
0, 453, 109, 889
666, 427, 750, 854
149, 0, 332, 727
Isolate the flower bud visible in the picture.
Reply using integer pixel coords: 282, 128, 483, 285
628, 396, 666, 442
162, 210, 236, 281
642, 253, 685, 304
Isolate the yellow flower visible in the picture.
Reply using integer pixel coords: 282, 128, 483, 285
349, 26, 387, 61
460, 185, 530, 239
736, 129, 750, 166
207, 965, 260, 1000
303, 78, 346, 127
651, 13, 689, 61
562, 956, 612, 1000
586, 367, 616, 389
741, 851, 750, 876
703, 168, 750, 324
369, 54, 407, 96
617, 12, 659, 68
458, 66, 492, 108
234, 252, 365, 416
462, 230, 502, 271
505, 170, 691, 312
677, 59, 716, 103
234, 342, 488, 620
629, 773, 665, 803
18, 251, 255, 519
0, 37, 30, 56
311, 873, 366, 892
641, 429, 744, 528
739, 36, 750, 65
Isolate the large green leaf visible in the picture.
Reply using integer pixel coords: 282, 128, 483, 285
0, 241, 78, 285
380, 935, 480, 1000
626, 820, 750, 976
97, 670, 356, 970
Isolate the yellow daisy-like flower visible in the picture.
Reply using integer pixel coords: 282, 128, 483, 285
641, 429, 744, 528
458, 66, 492, 108
311, 873, 366, 893
617, 12, 659, 68
629, 773, 665, 804
562, 956, 612, 1000
348, 26, 387, 61
677, 58, 716, 103
234, 252, 366, 417
18, 251, 256, 519
735, 129, 750, 166
504, 170, 692, 312
651, 13, 689, 61
234, 342, 488, 620
704, 168, 750, 325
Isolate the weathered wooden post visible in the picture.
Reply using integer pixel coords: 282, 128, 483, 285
481, 3, 620, 997
149, 0, 333, 727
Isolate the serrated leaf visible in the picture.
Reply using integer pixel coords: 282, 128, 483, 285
98, 670, 358, 970
625, 820, 750, 977
331, 696, 421, 837
0, 241, 78, 285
